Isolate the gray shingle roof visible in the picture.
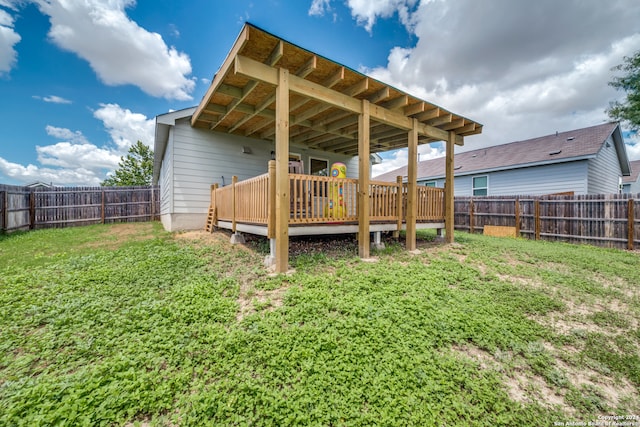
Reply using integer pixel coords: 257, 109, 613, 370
622, 160, 640, 184
375, 122, 621, 181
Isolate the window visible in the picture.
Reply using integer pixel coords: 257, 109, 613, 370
472, 176, 488, 196
310, 157, 329, 176
423, 181, 437, 187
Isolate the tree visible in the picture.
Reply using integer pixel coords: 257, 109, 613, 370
607, 50, 640, 130
102, 141, 154, 186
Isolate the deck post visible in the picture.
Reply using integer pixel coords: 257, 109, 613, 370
358, 99, 371, 259
275, 67, 290, 272
406, 119, 418, 251
394, 176, 403, 238
445, 131, 456, 243
231, 175, 238, 233
267, 160, 276, 239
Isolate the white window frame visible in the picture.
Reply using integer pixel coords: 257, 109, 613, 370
309, 156, 329, 176
472, 175, 488, 196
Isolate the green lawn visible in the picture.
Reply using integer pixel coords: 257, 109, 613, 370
1, 223, 638, 426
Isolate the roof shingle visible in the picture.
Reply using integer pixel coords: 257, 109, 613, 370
375, 122, 620, 181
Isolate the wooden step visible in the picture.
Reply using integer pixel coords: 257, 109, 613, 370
204, 205, 216, 233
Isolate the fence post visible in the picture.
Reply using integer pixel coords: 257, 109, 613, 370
469, 198, 475, 234
1, 190, 6, 232
395, 176, 403, 238
231, 176, 238, 233
101, 189, 106, 224
268, 161, 276, 238
629, 199, 635, 251
515, 197, 520, 237
534, 199, 541, 240
150, 186, 155, 221
29, 190, 35, 229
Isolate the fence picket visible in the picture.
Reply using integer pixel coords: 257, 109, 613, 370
454, 193, 639, 250
0, 184, 160, 232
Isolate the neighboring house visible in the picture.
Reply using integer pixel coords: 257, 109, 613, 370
26, 182, 54, 190
376, 122, 630, 196
622, 160, 640, 194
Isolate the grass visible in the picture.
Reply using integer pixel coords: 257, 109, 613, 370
1, 223, 639, 426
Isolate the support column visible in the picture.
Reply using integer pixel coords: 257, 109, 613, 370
445, 131, 456, 243
406, 119, 418, 251
358, 99, 371, 259
275, 68, 290, 273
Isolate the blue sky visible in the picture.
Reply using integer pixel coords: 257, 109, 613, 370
1, 0, 639, 185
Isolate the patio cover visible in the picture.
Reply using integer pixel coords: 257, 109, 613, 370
191, 23, 483, 272
192, 23, 481, 153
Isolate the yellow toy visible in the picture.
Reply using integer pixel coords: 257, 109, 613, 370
325, 162, 347, 218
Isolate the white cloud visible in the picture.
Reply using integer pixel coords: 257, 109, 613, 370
345, 0, 418, 32
626, 133, 640, 161
350, 0, 640, 154
34, 0, 194, 100
45, 125, 90, 144
0, 8, 21, 74
373, 143, 444, 177
43, 95, 72, 104
0, 104, 153, 186
308, 0, 331, 16
0, 157, 103, 185
92, 103, 154, 151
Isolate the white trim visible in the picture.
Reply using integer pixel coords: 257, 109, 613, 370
472, 175, 488, 196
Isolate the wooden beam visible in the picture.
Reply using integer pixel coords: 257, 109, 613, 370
204, 101, 275, 120
324, 66, 345, 88
441, 118, 465, 131
191, 24, 250, 126
268, 160, 276, 239
382, 95, 408, 111
295, 55, 317, 78
234, 54, 465, 144
406, 119, 418, 251
404, 101, 425, 116
416, 108, 439, 121
275, 67, 290, 273
445, 131, 455, 244
426, 114, 452, 126
368, 87, 390, 104
267, 41, 284, 66
227, 41, 285, 133
454, 122, 476, 135
209, 80, 260, 129
358, 100, 371, 259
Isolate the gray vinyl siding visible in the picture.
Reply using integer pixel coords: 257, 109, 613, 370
168, 118, 358, 215
418, 161, 589, 196
587, 135, 623, 194
159, 130, 174, 215
480, 161, 588, 196
628, 178, 640, 194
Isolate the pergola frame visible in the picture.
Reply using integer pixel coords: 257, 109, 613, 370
191, 23, 482, 272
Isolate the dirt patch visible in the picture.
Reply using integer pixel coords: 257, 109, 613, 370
81, 223, 157, 250
450, 344, 572, 412
237, 285, 289, 321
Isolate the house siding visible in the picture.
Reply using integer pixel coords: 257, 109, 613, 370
159, 129, 173, 216
588, 135, 623, 194
418, 161, 589, 196
161, 118, 360, 230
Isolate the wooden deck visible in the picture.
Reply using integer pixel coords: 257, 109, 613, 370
209, 168, 445, 237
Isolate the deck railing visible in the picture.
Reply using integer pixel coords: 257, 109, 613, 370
211, 171, 445, 229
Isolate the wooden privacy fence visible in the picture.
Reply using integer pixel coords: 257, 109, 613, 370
454, 193, 640, 250
0, 184, 160, 232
